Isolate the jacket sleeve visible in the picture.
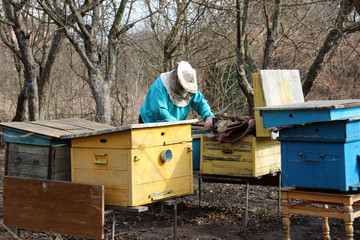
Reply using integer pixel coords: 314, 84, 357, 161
191, 91, 215, 120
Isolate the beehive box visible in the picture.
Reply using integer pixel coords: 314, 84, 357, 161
200, 135, 280, 177
0, 118, 112, 181
279, 117, 360, 191
257, 100, 360, 191
200, 70, 304, 177
61, 120, 196, 207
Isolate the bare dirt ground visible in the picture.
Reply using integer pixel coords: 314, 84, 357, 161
0, 145, 359, 240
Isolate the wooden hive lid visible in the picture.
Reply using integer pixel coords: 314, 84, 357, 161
60, 119, 198, 139
0, 118, 112, 139
255, 99, 360, 111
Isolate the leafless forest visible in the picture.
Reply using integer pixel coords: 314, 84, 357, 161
0, 0, 359, 125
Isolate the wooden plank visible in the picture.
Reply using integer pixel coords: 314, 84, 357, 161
288, 207, 346, 219
0, 118, 112, 139
256, 99, 360, 111
253, 73, 271, 137
260, 69, 304, 106
0, 122, 70, 138
285, 189, 355, 204
57, 118, 113, 130
3, 176, 104, 239
32, 120, 85, 131
61, 119, 198, 139
106, 205, 148, 212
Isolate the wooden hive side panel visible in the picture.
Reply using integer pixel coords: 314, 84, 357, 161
131, 124, 192, 148
130, 142, 193, 206
71, 147, 131, 206
253, 73, 271, 137
51, 146, 71, 181
253, 137, 281, 177
6, 143, 70, 181
200, 135, 254, 177
71, 130, 132, 149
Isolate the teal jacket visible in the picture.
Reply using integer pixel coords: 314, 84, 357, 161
140, 77, 214, 123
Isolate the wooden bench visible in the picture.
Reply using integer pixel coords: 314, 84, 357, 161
281, 187, 360, 240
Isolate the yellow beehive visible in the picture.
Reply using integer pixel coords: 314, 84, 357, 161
201, 70, 303, 177
200, 135, 280, 177
61, 120, 196, 207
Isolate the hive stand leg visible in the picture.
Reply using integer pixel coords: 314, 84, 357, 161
244, 179, 249, 227
282, 197, 290, 240
111, 210, 116, 240
344, 205, 354, 240
322, 204, 330, 240
198, 175, 202, 206
105, 209, 116, 240
278, 173, 281, 216
174, 199, 177, 240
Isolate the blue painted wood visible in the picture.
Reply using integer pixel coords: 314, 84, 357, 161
192, 137, 201, 171
1, 127, 69, 146
279, 119, 360, 191
257, 100, 360, 128
261, 109, 331, 128
278, 119, 360, 143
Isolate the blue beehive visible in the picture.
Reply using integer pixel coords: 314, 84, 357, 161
278, 118, 360, 191
256, 99, 360, 191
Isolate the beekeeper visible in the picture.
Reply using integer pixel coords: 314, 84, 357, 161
139, 61, 214, 129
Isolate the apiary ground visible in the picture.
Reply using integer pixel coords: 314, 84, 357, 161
0, 145, 359, 240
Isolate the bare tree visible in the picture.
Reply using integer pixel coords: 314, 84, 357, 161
206, 0, 359, 115
262, 0, 281, 69
37, 0, 145, 124
146, 0, 207, 71
351, 0, 360, 14
302, 0, 360, 97
0, 0, 67, 121
235, 0, 254, 115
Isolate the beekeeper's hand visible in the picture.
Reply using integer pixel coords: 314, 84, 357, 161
204, 117, 213, 129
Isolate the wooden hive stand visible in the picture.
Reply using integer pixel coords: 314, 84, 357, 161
281, 187, 360, 240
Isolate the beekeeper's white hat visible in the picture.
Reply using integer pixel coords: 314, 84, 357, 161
177, 61, 198, 93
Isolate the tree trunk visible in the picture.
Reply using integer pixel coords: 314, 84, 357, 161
14, 29, 39, 121
38, 30, 65, 119
351, 0, 360, 14
235, 0, 254, 116
12, 87, 27, 122
89, 68, 111, 124
302, 0, 354, 97
262, 0, 281, 69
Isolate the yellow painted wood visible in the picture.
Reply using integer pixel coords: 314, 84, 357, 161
72, 148, 129, 171
132, 176, 193, 206
253, 73, 271, 137
70, 123, 193, 206
104, 189, 130, 206
71, 124, 192, 149
71, 131, 132, 149
73, 169, 129, 190
200, 135, 280, 177
132, 142, 193, 184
